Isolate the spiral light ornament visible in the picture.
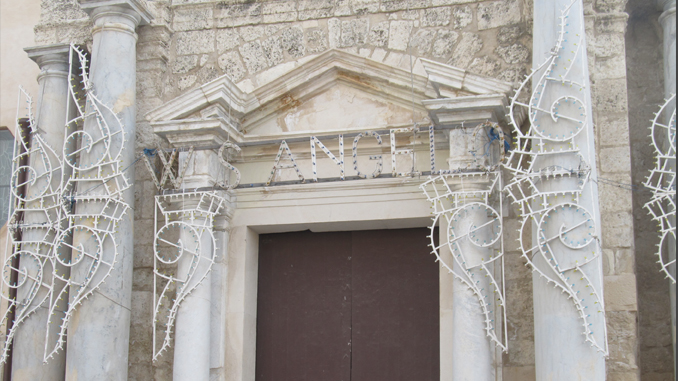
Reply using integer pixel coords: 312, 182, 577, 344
502, 1, 608, 355
152, 191, 225, 362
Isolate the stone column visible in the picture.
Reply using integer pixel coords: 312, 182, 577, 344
64, 2, 151, 380
658, 0, 676, 372
445, 131, 495, 381
11, 43, 72, 381
532, 1, 605, 380
660, 0, 676, 97
172, 149, 226, 381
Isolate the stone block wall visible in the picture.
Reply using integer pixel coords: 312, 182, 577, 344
584, 0, 643, 380
625, 0, 675, 380
163, 0, 532, 99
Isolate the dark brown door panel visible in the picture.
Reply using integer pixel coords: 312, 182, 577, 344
256, 228, 439, 381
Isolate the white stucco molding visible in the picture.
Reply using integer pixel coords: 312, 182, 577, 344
79, 0, 154, 25
146, 50, 434, 128
423, 94, 511, 126
148, 50, 520, 145
420, 58, 514, 98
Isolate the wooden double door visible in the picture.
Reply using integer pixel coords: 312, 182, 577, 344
256, 228, 439, 381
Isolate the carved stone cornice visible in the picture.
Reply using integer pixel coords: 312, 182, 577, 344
79, 0, 154, 25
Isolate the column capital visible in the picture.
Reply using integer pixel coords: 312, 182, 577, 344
658, 0, 676, 11
79, 0, 154, 25
24, 43, 71, 69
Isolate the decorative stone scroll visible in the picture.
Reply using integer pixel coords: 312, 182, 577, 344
152, 191, 225, 362
1, 44, 131, 363
420, 170, 508, 352
644, 94, 676, 284
502, 1, 608, 355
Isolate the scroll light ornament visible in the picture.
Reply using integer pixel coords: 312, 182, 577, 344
152, 191, 225, 361
502, 0, 608, 355
644, 94, 676, 283
1, 43, 131, 364
420, 122, 508, 351
1, 88, 65, 364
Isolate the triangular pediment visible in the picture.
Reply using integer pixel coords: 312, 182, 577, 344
147, 49, 515, 145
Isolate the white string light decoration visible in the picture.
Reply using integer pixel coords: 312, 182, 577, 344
43, 43, 131, 361
152, 191, 225, 362
143, 145, 195, 191
420, 170, 508, 352
420, 121, 508, 351
644, 94, 676, 284
1, 43, 131, 363
502, 1, 608, 355
266, 140, 305, 185
1, 88, 64, 364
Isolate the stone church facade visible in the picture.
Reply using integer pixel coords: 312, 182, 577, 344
0, 0, 674, 380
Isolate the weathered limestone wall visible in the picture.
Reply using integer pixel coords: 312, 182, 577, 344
584, 0, 642, 380
625, 0, 675, 380
20, 0, 658, 380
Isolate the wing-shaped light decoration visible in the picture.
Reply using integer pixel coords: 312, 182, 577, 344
502, 1, 608, 355
0, 88, 65, 364
420, 122, 508, 352
152, 191, 225, 362
644, 94, 676, 284
43, 44, 131, 361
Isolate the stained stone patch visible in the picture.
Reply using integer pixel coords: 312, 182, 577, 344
422, 7, 452, 27
452, 6, 473, 29
498, 67, 527, 84
431, 0, 477, 5
173, 7, 213, 31
262, 0, 297, 23
217, 29, 240, 53
306, 29, 329, 53
477, 0, 522, 30
497, 25, 524, 45
218, 52, 246, 83
388, 20, 413, 51
214, 2, 262, 28
495, 43, 530, 64
239, 41, 269, 73
281, 26, 306, 57
172, 55, 198, 74
197, 65, 221, 85
176, 30, 215, 56
432, 29, 459, 58
381, 0, 428, 12
468, 56, 501, 77
401, 10, 420, 20
448, 32, 482, 67
239, 26, 264, 42
332, 0, 351, 16
352, 0, 380, 15
341, 19, 369, 47
262, 36, 285, 66
369, 21, 390, 47
178, 75, 197, 91
298, 0, 334, 20
328, 18, 341, 48
410, 29, 436, 55
39, 0, 88, 23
